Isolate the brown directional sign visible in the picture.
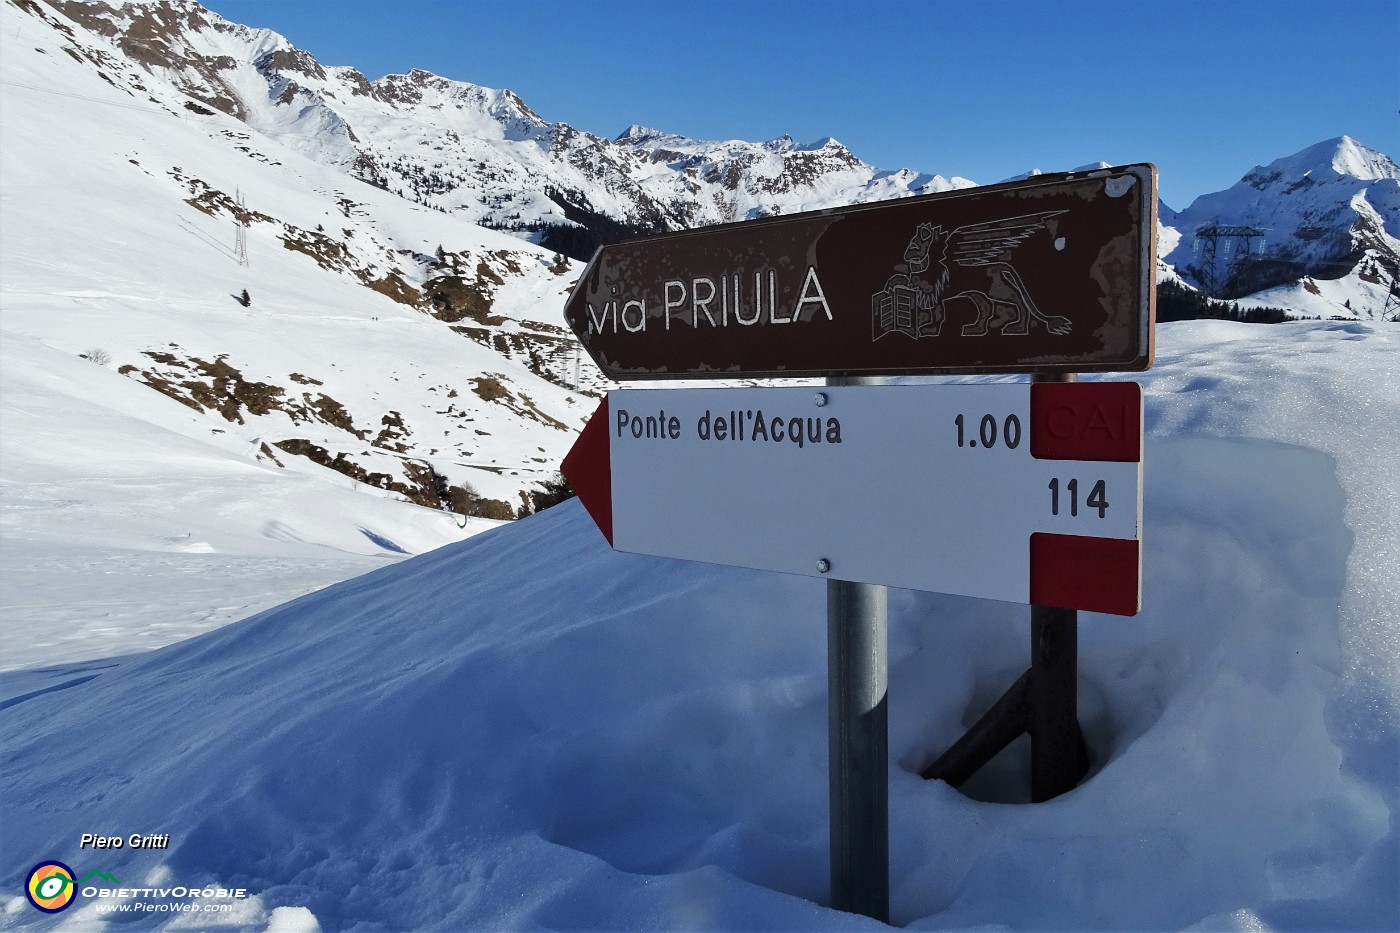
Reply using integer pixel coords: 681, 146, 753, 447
563, 164, 1156, 379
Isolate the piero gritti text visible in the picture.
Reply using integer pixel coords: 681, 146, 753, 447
80, 833, 170, 850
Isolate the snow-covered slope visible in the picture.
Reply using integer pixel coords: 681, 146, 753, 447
2, 321, 1396, 931
0, 330, 477, 670
3, 0, 607, 506
1, 0, 608, 656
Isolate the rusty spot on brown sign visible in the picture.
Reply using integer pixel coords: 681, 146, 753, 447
563, 164, 1157, 378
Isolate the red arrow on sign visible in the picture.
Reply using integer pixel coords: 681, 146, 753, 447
561, 395, 614, 546
562, 382, 1142, 615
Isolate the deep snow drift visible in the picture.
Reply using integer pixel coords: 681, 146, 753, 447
2, 321, 1397, 932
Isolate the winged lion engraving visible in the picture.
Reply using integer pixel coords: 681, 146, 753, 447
872, 212, 1071, 340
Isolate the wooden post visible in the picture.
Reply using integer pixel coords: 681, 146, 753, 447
1029, 604, 1080, 801
1029, 372, 1080, 803
923, 372, 1091, 803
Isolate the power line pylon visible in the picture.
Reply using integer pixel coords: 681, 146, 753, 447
1193, 223, 1266, 297
235, 187, 249, 267
1384, 273, 1400, 323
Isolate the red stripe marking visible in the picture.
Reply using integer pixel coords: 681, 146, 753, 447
1029, 532, 1140, 616
1030, 382, 1142, 462
560, 396, 614, 546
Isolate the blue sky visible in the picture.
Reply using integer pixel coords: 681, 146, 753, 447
200, 0, 1397, 211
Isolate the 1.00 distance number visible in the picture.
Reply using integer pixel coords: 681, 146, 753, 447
954, 413, 1021, 450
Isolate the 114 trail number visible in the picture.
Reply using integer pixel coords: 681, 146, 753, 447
1049, 478, 1110, 518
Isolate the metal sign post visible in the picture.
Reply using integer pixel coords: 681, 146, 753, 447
825, 375, 889, 922
827, 575, 889, 919
559, 164, 1156, 919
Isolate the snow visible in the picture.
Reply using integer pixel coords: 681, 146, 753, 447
0, 0, 594, 668
2, 322, 1397, 932
2, 3, 1398, 930
1247, 266, 1394, 320
1299, 136, 1400, 185
0, 330, 492, 672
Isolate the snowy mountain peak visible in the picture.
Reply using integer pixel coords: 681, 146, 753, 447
51, 0, 220, 34
1242, 135, 1400, 191
50, 0, 286, 63
613, 124, 714, 155
615, 123, 680, 146
759, 134, 850, 154
1329, 134, 1399, 181
254, 44, 326, 81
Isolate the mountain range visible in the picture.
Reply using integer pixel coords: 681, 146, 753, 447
39, 0, 1400, 308
3, 0, 1398, 544
30, 0, 1400, 306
